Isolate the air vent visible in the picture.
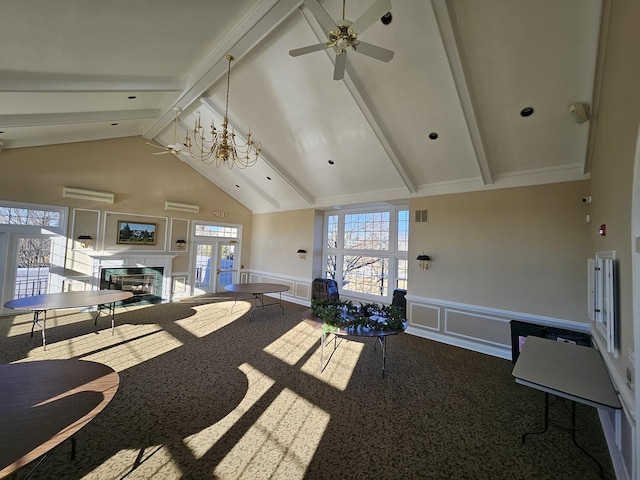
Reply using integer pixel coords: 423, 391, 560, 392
415, 209, 428, 223
164, 201, 200, 213
63, 187, 114, 203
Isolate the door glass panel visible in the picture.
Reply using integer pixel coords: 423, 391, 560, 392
217, 243, 236, 290
14, 237, 52, 299
195, 244, 213, 289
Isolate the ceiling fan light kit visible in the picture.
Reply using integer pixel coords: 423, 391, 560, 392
289, 0, 394, 80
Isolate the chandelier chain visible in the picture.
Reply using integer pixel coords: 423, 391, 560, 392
183, 54, 260, 169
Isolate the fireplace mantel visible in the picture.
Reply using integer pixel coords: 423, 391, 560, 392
89, 253, 177, 301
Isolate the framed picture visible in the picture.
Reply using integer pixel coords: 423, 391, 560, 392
117, 221, 157, 245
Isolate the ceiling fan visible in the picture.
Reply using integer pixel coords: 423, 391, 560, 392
147, 107, 184, 156
289, 0, 394, 81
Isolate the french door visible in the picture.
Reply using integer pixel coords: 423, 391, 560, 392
193, 241, 237, 294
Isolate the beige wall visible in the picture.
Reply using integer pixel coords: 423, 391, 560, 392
250, 209, 315, 279
588, 0, 640, 469
0, 136, 253, 275
409, 181, 592, 321
590, 0, 640, 377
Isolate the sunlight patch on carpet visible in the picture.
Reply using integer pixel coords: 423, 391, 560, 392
263, 322, 319, 365
6, 311, 94, 338
301, 337, 364, 391
24, 325, 182, 373
84, 444, 181, 479
176, 300, 248, 337
184, 363, 275, 459
213, 388, 329, 479
82, 330, 182, 372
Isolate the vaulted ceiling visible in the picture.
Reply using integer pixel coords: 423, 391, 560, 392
0, 0, 604, 213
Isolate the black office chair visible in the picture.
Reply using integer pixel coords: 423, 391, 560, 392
312, 278, 339, 302
392, 288, 407, 315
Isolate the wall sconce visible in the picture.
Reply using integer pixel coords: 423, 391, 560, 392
176, 239, 187, 251
416, 253, 431, 270
297, 249, 307, 260
77, 234, 93, 249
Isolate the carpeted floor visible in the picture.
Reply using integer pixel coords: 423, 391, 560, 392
0, 294, 615, 479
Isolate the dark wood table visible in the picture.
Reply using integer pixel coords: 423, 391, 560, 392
512, 336, 620, 478
224, 283, 290, 320
0, 359, 120, 479
3, 290, 134, 349
302, 309, 406, 377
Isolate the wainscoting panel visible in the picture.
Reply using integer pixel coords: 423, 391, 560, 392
295, 282, 310, 301
260, 276, 295, 293
241, 270, 312, 307
445, 309, 511, 347
409, 303, 440, 331
405, 295, 591, 361
171, 273, 189, 299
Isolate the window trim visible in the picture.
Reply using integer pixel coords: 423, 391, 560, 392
323, 206, 408, 303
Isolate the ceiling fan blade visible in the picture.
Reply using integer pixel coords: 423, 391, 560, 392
333, 51, 347, 80
351, 0, 392, 34
289, 42, 329, 57
146, 142, 168, 151
304, 0, 337, 33
152, 151, 170, 155
354, 41, 394, 62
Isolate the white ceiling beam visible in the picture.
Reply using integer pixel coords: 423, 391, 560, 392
0, 109, 160, 128
432, 0, 493, 185
583, 0, 610, 175
0, 72, 182, 92
198, 97, 315, 205
144, 0, 302, 140
5, 133, 141, 150
300, 6, 418, 194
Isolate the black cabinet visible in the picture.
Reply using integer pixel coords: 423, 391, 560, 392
510, 320, 592, 364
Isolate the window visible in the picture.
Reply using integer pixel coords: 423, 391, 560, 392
0, 205, 61, 228
194, 224, 238, 238
324, 207, 408, 301
589, 250, 617, 355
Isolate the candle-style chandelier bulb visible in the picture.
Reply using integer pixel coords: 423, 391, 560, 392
183, 54, 261, 168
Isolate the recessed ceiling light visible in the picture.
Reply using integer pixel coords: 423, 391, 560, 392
267, 176, 272, 180
111, 123, 118, 126
428, 132, 438, 140
520, 106, 535, 117
381, 12, 392, 25
328, 160, 335, 165
127, 95, 137, 100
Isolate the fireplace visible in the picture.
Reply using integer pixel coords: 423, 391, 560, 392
100, 267, 163, 299
90, 253, 177, 302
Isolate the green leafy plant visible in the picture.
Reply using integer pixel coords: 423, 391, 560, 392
311, 299, 405, 331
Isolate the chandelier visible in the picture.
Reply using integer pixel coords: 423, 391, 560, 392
183, 54, 261, 168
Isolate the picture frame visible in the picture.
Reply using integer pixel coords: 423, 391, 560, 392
117, 221, 157, 245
